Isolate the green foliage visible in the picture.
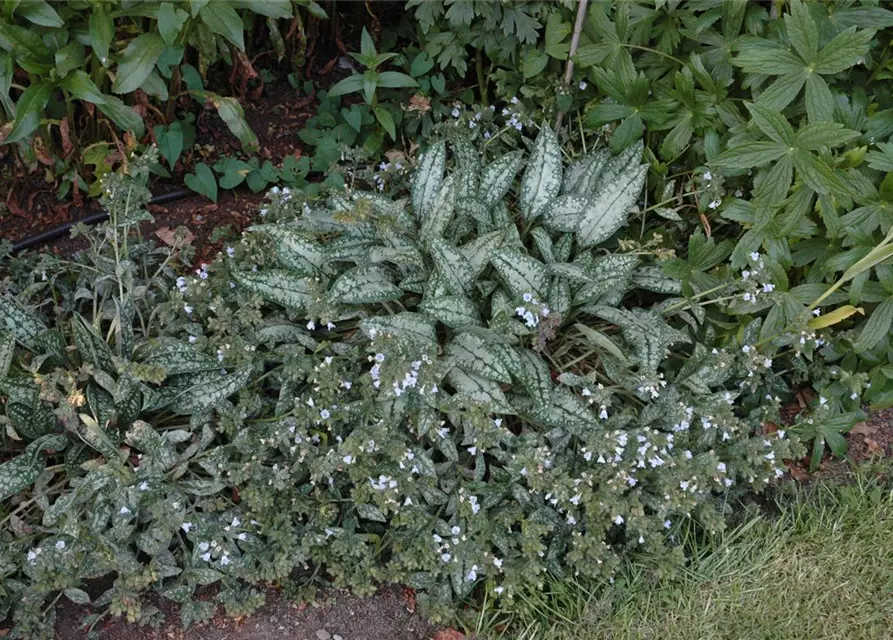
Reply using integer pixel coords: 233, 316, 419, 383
0, 134, 801, 634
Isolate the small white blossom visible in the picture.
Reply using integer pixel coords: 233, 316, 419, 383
55, 540, 66, 550
181, 522, 193, 533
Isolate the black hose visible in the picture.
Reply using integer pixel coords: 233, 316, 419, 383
10, 188, 196, 253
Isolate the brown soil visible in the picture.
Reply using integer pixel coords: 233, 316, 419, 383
53, 585, 439, 640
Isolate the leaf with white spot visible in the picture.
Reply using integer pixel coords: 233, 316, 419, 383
361, 313, 438, 348
444, 332, 512, 384
490, 249, 548, 299
419, 296, 481, 329
576, 156, 647, 248
412, 140, 446, 219
519, 125, 562, 220
590, 306, 689, 374
447, 368, 513, 413
328, 265, 402, 304
480, 150, 523, 210
232, 269, 313, 311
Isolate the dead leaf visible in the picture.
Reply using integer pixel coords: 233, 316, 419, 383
850, 422, 878, 437
60, 118, 73, 157
762, 421, 779, 435
408, 93, 431, 114
865, 438, 884, 455
154, 226, 194, 247
33, 137, 54, 166
786, 462, 809, 482
433, 630, 466, 640
402, 586, 416, 613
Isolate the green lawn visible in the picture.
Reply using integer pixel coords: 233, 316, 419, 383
475, 472, 893, 640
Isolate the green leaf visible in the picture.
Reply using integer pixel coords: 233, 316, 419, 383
60, 71, 108, 105
198, 3, 245, 49
326, 74, 364, 97
734, 40, 806, 75
412, 140, 446, 219
89, 4, 114, 64
357, 503, 387, 522
420, 175, 455, 240
373, 105, 396, 140
16, 1, 63, 27
519, 125, 562, 220
72, 313, 115, 372
804, 73, 834, 123
814, 27, 873, 75
158, 3, 190, 45
185, 163, 217, 202
249, 225, 325, 274
855, 297, 893, 352
328, 265, 402, 304
784, 0, 818, 63
796, 122, 860, 150
232, 269, 312, 311
154, 123, 184, 168
139, 338, 221, 376
522, 46, 549, 79
203, 94, 259, 152
5, 80, 51, 144
0, 23, 50, 65
377, 71, 419, 89
97, 96, 145, 137
63, 588, 91, 605
712, 141, 787, 170
55, 42, 86, 78
574, 254, 639, 303
232, 0, 293, 18
746, 103, 795, 145
0, 437, 65, 502
360, 26, 377, 59
112, 34, 166, 94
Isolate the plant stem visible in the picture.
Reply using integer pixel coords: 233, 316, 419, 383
554, 0, 589, 131
475, 48, 488, 107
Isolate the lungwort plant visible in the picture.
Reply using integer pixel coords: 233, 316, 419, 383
1, 132, 799, 635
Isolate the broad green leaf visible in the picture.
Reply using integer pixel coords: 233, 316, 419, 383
712, 141, 787, 170
232, 269, 313, 311
373, 105, 396, 140
0, 329, 14, 380
543, 194, 589, 232
60, 71, 108, 105
376, 71, 418, 89
804, 73, 834, 123
139, 338, 221, 376
204, 93, 258, 152
97, 96, 145, 137
5, 81, 51, 144
198, 3, 245, 49
784, 0, 818, 63
16, 1, 63, 27
420, 174, 455, 240
249, 225, 325, 274
519, 125, 562, 220
0, 436, 66, 501
574, 254, 638, 303
420, 296, 480, 329
232, 0, 293, 18
0, 296, 48, 350
814, 27, 873, 74
0, 23, 50, 65
89, 5, 114, 64
72, 313, 115, 372
112, 34, 166, 94
855, 297, 893, 352
185, 163, 217, 202
158, 3, 190, 45
326, 74, 364, 97
746, 103, 795, 145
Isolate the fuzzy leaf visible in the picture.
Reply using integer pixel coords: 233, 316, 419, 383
480, 150, 523, 210
591, 306, 689, 374
168, 368, 252, 415
445, 333, 512, 384
412, 141, 446, 219
232, 269, 313, 311
419, 296, 481, 329
361, 313, 438, 348
328, 265, 402, 305
576, 151, 647, 248
447, 368, 513, 413
490, 249, 548, 299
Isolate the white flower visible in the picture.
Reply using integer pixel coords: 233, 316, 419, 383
183, 304, 193, 315
343, 455, 353, 464
201, 552, 212, 562
510, 96, 519, 104
320, 409, 331, 420
851, 392, 859, 400
441, 553, 452, 563
451, 526, 461, 535
307, 320, 316, 330
523, 292, 533, 302
466, 566, 478, 581
327, 321, 336, 330
717, 463, 726, 472
238, 533, 247, 541
226, 247, 235, 257
819, 396, 827, 406
613, 515, 624, 525
27, 549, 39, 564
664, 519, 672, 529
495, 586, 505, 595
220, 554, 231, 566
750, 252, 760, 261
55, 540, 66, 550
762, 283, 775, 293
451, 108, 460, 118
119, 506, 131, 515
742, 345, 752, 353
188, 335, 197, 344
578, 80, 587, 90
708, 199, 721, 209
703, 170, 712, 181
139, 481, 149, 491
599, 406, 608, 420
813, 308, 822, 316
493, 557, 503, 568
341, 380, 352, 390
199, 542, 210, 552
181, 522, 193, 533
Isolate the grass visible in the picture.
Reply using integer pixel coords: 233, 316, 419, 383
471, 470, 893, 640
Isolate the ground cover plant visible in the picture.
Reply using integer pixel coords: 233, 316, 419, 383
0, 126, 805, 635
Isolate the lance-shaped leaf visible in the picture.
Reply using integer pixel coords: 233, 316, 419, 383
519, 125, 562, 220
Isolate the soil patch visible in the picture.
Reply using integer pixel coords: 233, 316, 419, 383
53, 585, 438, 640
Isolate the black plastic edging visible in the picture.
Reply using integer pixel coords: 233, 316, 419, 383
10, 188, 196, 253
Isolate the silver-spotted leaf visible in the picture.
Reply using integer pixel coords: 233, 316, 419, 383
447, 368, 513, 413
249, 225, 325, 274
490, 249, 548, 299
427, 236, 474, 295
419, 296, 481, 329
444, 332, 512, 384
412, 140, 446, 219
232, 269, 312, 311
361, 313, 438, 348
480, 150, 523, 210
328, 265, 402, 304
519, 125, 562, 220
167, 367, 252, 415
576, 147, 647, 248
590, 306, 689, 374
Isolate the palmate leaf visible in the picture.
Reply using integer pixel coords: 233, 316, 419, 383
590, 306, 689, 374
